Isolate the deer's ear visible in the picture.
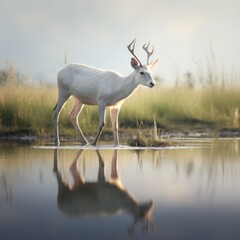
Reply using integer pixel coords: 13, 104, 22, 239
149, 59, 158, 70
131, 58, 139, 69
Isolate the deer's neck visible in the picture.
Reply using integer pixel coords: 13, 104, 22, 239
118, 72, 138, 101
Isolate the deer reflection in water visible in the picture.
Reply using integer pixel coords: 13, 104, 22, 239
53, 149, 154, 234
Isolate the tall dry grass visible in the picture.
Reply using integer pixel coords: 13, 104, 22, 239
0, 84, 101, 135
121, 86, 240, 129
1, 83, 239, 135
0, 60, 239, 136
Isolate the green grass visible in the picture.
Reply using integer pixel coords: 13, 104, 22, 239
0, 60, 240, 139
121, 86, 240, 130
0, 83, 239, 137
127, 129, 174, 147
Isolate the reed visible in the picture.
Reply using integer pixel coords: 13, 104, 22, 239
0, 62, 240, 137
1, 84, 239, 134
121, 85, 240, 129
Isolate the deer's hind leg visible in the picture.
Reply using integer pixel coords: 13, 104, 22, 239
69, 97, 89, 145
53, 90, 71, 146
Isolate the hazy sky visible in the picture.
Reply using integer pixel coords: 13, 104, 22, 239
0, 0, 239, 85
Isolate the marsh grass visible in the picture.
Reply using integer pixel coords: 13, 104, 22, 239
121, 85, 240, 130
127, 127, 174, 147
0, 84, 55, 134
0, 60, 240, 140
1, 83, 240, 137
0, 83, 100, 136
127, 135, 174, 147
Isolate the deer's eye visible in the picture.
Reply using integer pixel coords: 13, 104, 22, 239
140, 71, 145, 76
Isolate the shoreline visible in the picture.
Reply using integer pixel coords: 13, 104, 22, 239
1, 127, 240, 142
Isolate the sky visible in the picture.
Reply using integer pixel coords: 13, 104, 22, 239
0, 0, 240, 85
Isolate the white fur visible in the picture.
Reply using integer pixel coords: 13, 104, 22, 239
53, 60, 157, 146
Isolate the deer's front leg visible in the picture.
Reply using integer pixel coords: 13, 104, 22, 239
110, 107, 120, 146
92, 101, 106, 146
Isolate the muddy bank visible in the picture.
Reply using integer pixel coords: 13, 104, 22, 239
1, 128, 240, 143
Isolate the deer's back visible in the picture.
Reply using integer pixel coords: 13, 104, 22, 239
57, 63, 124, 105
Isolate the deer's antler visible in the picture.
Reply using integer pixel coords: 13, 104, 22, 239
142, 42, 154, 65
127, 38, 143, 66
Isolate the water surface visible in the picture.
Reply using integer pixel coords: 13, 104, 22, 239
0, 139, 240, 240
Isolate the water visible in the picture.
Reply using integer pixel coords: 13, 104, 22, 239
0, 139, 240, 240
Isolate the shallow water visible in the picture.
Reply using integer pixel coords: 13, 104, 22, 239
0, 139, 240, 240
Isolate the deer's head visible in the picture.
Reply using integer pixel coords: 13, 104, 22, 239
128, 200, 154, 235
128, 38, 158, 88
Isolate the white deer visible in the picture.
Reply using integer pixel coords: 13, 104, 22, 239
53, 39, 158, 146
53, 149, 154, 233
